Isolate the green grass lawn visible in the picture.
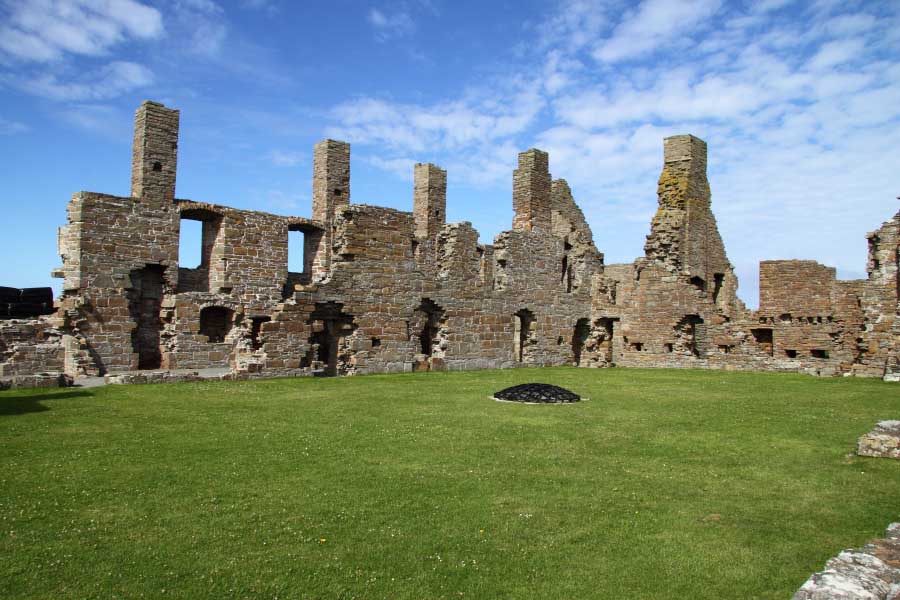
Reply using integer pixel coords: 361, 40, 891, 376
1, 367, 898, 599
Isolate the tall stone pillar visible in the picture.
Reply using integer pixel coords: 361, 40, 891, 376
512, 148, 551, 232
413, 163, 447, 240
131, 101, 179, 207
311, 139, 351, 279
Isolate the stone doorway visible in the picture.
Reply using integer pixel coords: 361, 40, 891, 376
514, 309, 535, 363
412, 298, 447, 371
307, 302, 357, 376
127, 265, 165, 370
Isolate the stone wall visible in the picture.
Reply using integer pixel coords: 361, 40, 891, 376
1, 100, 897, 386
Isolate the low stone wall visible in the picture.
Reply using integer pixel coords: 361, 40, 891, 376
793, 523, 900, 599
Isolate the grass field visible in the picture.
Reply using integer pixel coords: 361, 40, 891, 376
1, 367, 898, 599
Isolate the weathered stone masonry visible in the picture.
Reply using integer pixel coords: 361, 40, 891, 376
1, 100, 897, 387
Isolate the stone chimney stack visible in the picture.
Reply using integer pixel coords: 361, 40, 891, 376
312, 139, 350, 224
131, 101, 179, 206
413, 163, 447, 239
311, 139, 351, 278
512, 148, 551, 232
660, 134, 709, 210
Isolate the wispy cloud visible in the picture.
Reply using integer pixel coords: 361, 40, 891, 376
0, 0, 163, 63
593, 0, 722, 63
268, 150, 305, 167
368, 7, 416, 41
0, 116, 28, 135
325, 0, 900, 306
15, 61, 154, 101
172, 0, 228, 57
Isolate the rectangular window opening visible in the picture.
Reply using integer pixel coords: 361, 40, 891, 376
179, 218, 203, 268
288, 229, 306, 274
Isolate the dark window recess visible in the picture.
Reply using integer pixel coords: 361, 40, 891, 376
664, 343, 673, 353
152, 161, 162, 172
631, 342, 643, 351
690, 276, 705, 292
751, 328, 774, 356
811, 349, 829, 359
371, 337, 381, 348
199, 306, 233, 343
250, 316, 270, 350
785, 349, 798, 358
571, 318, 590, 366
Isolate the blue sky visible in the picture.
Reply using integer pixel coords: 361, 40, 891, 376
1, 0, 898, 307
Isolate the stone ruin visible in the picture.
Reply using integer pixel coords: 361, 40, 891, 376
0, 100, 898, 388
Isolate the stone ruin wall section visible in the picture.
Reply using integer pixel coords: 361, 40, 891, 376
1, 100, 898, 386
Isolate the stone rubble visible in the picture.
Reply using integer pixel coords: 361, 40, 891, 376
793, 523, 900, 600
858, 421, 900, 459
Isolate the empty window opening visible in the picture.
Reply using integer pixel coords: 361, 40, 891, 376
199, 306, 233, 343
288, 229, 306, 273
250, 316, 270, 350
371, 337, 381, 348
412, 239, 420, 258
630, 342, 643, 351
664, 343, 674, 353
179, 209, 224, 293
571, 318, 590, 366
719, 344, 731, 354
811, 349, 829, 359
557, 336, 564, 345
285, 224, 323, 297
779, 313, 792, 323
128, 264, 165, 370
561, 255, 568, 283
785, 349, 798, 358
514, 309, 535, 363
751, 328, 774, 356
690, 276, 705, 292
712, 273, 724, 304
179, 218, 203, 268
152, 161, 162, 172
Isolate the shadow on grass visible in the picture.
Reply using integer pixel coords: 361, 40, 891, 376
0, 390, 94, 416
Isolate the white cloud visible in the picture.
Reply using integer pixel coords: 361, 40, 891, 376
173, 0, 228, 57
808, 38, 865, 71
314, 0, 900, 306
19, 61, 155, 101
0, 117, 28, 135
368, 7, 415, 41
593, 0, 722, 63
0, 0, 163, 62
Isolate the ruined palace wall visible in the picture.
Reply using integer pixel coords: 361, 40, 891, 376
855, 212, 900, 377
254, 203, 601, 377
759, 261, 836, 317
55, 192, 180, 372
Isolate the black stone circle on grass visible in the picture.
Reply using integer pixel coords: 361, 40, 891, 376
493, 383, 581, 403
